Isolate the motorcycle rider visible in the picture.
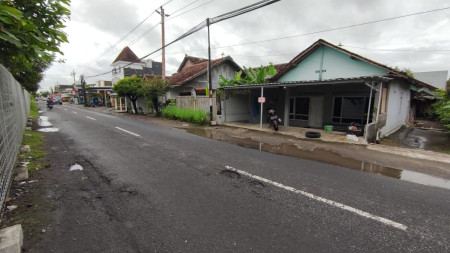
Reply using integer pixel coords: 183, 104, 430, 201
47, 97, 54, 109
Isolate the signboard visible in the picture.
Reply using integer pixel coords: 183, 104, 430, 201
258, 97, 266, 103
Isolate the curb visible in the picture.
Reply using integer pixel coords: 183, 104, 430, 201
0, 224, 23, 253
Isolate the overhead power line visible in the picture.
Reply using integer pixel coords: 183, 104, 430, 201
212, 6, 450, 49
84, 4, 449, 79
166, 0, 217, 22
78, 11, 158, 73
342, 45, 450, 53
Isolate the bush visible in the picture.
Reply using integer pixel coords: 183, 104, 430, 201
162, 106, 208, 125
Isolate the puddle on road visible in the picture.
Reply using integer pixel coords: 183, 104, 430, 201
187, 128, 450, 190
37, 116, 60, 132
69, 163, 83, 171
37, 128, 60, 132
38, 116, 52, 127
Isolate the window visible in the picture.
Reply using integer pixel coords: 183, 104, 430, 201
289, 97, 310, 120
332, 96, 373, 124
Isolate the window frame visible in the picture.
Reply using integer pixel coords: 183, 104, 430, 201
289, 96, 310, 121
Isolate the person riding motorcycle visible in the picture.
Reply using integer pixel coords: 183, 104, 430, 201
47, 98, 54, 109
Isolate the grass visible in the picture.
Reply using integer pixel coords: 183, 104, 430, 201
162, 106, 208, 125
29, 97, 39, 118
20, 130, 47, 171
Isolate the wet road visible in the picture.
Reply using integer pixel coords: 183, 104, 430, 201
33, 103, 450, 252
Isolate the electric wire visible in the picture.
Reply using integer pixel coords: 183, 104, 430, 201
165, 0, 217, 22
211, 6, 450, 49
84, 5, 450, 79
169, 0, 202, 16
78, 11, 158, 73
342, 45, 450, 53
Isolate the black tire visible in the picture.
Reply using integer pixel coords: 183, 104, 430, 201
305, 131, 321, 138
274, 124, 278, 131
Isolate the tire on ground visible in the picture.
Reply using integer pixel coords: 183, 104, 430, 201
305, 131, 321, 138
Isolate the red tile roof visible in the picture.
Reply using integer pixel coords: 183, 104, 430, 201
112, 46, 142, 64
177, 55, 208, 72
168, 56, 241, 86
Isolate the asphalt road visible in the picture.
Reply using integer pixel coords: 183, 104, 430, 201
32, 102, 450, 252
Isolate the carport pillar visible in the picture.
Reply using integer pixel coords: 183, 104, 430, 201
260, 87, 264, 129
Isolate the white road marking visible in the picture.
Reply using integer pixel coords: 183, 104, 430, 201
72, 111, 78, 114
225, 165, 408, 231
115, 127, 140, 137
86, 116, 96, 121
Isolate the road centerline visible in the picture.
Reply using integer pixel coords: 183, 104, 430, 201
86, 116, 96, 121
115, 127, 140, 137
225, 165, 408, 231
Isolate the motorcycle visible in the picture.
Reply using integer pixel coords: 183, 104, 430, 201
267, 108, 282, 131
47, 103, 53, 110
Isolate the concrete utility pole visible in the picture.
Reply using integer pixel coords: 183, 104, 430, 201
156, 7, 169, 80
71, 70, 76, 85
80, 75, 88, 107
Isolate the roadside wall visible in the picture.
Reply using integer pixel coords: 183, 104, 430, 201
379, 80, 410, 137
0, 64, 30, 212
175, 96, 217, 117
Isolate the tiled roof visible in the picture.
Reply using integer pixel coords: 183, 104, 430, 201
168, 56, 241, 86
177, 55, 208, 72
112, 46, 142, 64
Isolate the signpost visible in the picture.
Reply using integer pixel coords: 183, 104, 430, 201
259, 87, 265, 129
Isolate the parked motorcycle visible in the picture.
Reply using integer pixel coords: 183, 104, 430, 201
267, 108, 282, 131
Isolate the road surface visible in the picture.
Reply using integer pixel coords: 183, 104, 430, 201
29, 102, 450, 252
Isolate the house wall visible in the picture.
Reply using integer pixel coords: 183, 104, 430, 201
224, 92, 252, 123
167, 63, 238, 99
379, 80, 410, 137
286, 83, 370, 127
279, 46, 387, 82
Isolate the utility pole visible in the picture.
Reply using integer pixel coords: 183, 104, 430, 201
156, 7, 169, 80
206, 18, 213, 122
71, 70, 76, 85
80, 75, 88, 107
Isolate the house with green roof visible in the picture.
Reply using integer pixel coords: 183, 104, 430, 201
220, 39, 435, 142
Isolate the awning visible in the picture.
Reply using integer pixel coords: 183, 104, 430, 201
221, 76, 392, 90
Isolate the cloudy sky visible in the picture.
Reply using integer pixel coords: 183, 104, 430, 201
39, 0, 450, 91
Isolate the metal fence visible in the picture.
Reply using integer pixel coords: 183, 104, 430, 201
0, 64, 30, 212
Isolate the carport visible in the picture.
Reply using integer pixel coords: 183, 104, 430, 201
221, 76, 391, 142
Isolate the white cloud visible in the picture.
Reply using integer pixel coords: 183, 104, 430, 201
39, 0, 450, 91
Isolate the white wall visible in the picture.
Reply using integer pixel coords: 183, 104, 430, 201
224, 93, 252, 122
380, 80, 411, 137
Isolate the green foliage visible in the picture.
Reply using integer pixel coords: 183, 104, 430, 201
141, 76, 171, 113
113, 76, 144, 113
219, 62, 277, 87
393, 66, 414, 78
432, 89, 450, 131
0, 0, 70, 92
113, 76, 143, 98
29, 96, 38, 118
161, 106, 208, 125
40, 90, 49, 97
20, 130, 46, 171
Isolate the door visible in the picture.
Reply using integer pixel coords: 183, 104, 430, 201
309, 96, 323, 127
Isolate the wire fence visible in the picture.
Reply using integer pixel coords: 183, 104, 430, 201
0, 64, 30, 215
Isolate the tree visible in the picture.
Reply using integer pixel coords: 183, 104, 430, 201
219, 63, 278, 87
112, 76, 144, 114
432, 88, 450, 131
0, 0, 70, 92
141, 76, 171, 115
